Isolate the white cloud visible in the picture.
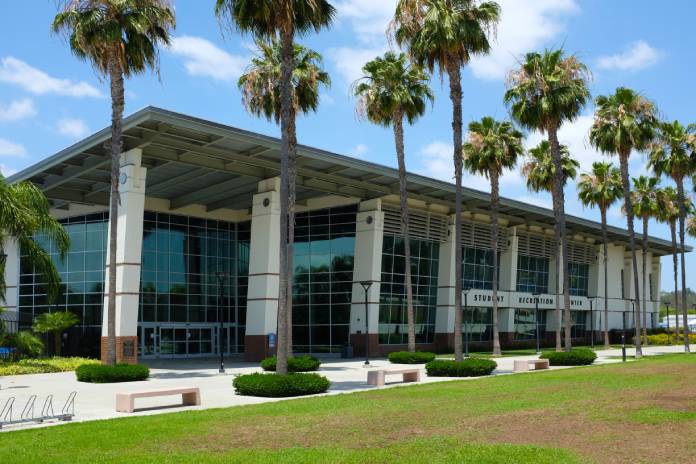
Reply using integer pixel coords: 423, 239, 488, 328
327, 45, 389, 85
169, 36, 247, 82
350, 143, 369, 158
470, 0, 579, 80
0, 138, 26, 157
320, 92, 335, 105
334, 0, 397, 44
597, 40, 662, 72
0, 164, 18, 177
0, 56, 102, 98
0, 98, 36, 121
517, 194, 552, 210
56, 118, 89, 138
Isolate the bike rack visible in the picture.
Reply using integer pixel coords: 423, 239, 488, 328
0, 392, 76, 429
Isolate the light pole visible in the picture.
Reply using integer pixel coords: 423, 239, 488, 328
532, 292, 540, 354
359, 281, 373, 367
463, 287, 471, 358
589, 298, 594, 349
622, 308, 627, 362
216, 271, 229, 374
665, 302, 670, 344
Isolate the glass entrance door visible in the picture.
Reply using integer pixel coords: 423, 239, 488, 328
140, 324, 216, 358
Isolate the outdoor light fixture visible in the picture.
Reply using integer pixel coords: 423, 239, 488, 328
589, 298, 594, 349
665, 302, 671, 344
216, 271, 229, 374
359, 281, 373, 367
532, 292, 541, 354
463, 287, 471, 358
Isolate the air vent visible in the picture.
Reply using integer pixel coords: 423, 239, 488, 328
461, 219, 508, 252
517, 231, 555, 258
382, 205, 448, 242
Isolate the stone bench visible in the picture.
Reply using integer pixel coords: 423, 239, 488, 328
513, 359, 550, 372
116, 387, 201, 413
367, 368, 421, 387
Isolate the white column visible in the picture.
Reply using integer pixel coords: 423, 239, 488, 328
2, 238, 20, 332
101, 148, 147, 363
435, 220, 456, 349
349, 200, 383, 355
244, 178, 281, 361
498, 233, 518, 338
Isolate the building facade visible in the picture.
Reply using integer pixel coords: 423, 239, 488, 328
3, 108, 675, 362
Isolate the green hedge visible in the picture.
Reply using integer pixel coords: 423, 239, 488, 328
646, 333, 696, 345
540, 348, 597, 366
260, 355, 321, 372
388, 351, 436, 364
76, 363, 150, 383
425, 358, 497, 377
0, 357, 99, 376
233, 372, 330, 397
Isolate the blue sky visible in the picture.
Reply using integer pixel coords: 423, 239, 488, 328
0, 0, 695, 292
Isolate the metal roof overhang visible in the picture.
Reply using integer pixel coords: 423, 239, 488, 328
8, 106, 686, 256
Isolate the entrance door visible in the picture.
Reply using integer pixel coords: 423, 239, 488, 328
140, 324, 216, 358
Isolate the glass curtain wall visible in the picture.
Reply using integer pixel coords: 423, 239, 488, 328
514, 308, 547, 340
568, 263, 589, 296
463, 307, 492, 342
378, 235, 439, 344
462, 247, 497, 290
516, 255, 549, 294
292, 206, 356, 354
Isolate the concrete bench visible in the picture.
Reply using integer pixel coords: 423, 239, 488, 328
367, 368, 421, 387
513, 359, 550, 372
116, 387, 201, 413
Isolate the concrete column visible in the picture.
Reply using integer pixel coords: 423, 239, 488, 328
349, 199, 384, 357
434, 220, 456, 352
101, 148, 147, 364
244, 178, 281, 361
2, 238, 20, 332
498, 232, 518, 344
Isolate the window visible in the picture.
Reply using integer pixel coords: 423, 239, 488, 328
649, 273, 653, 301
462, 307, 492, 342
570, 311, 587, 338
462, 247, 497, 290
379, 235, 439, 344
621, 269, 625, 298
568, 263, 589, 296
514, 308, 547, 340
516, 255, 549, 294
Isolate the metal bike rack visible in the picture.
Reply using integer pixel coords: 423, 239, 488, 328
0, 392, 76, 429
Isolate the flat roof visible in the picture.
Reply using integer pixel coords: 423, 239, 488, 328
8, 106, 685, 255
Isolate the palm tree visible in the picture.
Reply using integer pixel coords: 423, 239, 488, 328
660, 187, 691, 339
590, 87, 658, 358
353, 52, 433, 353
463, 117, 524, 356
53, 0, 175, 366
0, 176, 69, 303
577, 162, 623, 348
33, 311, 80, 356
393, 0, 501, 362
216, 0, 335, 374
505, 49, 591, 352
630, 175, 660, 345
649, 120, 696, 353
238, 37, 331, 355
522, 140, 579, 351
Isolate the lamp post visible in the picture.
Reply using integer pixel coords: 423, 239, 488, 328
589, 298, 594, 349
532, 292, 540, 354
665, 302, 670, 344
359, 281, 373, 367
215, 271, 229, 374
463, 287, 471, 358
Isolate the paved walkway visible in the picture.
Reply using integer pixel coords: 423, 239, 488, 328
0, 344, 691, 431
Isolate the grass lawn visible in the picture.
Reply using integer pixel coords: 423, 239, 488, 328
3, 355, 696, 463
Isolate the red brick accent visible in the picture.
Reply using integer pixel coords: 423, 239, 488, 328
100, 336, 138, 364
244, 335, 274, 362
434, 332, 453, 352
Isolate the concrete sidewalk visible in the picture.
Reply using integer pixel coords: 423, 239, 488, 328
0, 344, 691, 432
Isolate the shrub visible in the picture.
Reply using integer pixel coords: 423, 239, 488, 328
2, 331, 44, 358
233, 372, 330, 397
0, 357, 98, 375
76, 363, 150, 383
388, 351, 436, 364
425, 358, 497, 377
540, 348, 597, 366
260, 355, 321, 372
646, 333, 696, 345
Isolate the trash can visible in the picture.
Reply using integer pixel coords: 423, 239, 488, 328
341, 344, 354, 359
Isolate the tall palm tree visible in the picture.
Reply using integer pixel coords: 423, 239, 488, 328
590, 87, 658, 358
238, 38, 331, 355
649, 120, 696, 353
463, 117, 524, 356
353, 52, 433, 353
505, 49, 591, 352
630, 175, 660, 345
216, 1, 335, 374
577, 162, 623, 348
522, 140, 579, 350
0, 176, 70, 303
393, 0, 501, 362
52, 0, 175, 365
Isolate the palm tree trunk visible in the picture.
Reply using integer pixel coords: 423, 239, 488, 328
552, 187, 562, 351
641, 215, 649, 345
676, 176, 690, 353
601, 207, 610, 348
447, 62, 464, 362
106, 57, 124, 366
547, 126, 572, 351
670, 220, 680, 340
393, 112, 416, 353
275, 26, 294, 375
286, 105, 297, 357
618, 152, 642, 357
490, 170, 501, 356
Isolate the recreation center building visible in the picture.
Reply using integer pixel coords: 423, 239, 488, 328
2, 107, 679, 362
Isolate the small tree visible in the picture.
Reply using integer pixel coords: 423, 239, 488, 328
33, 311, 80, 356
